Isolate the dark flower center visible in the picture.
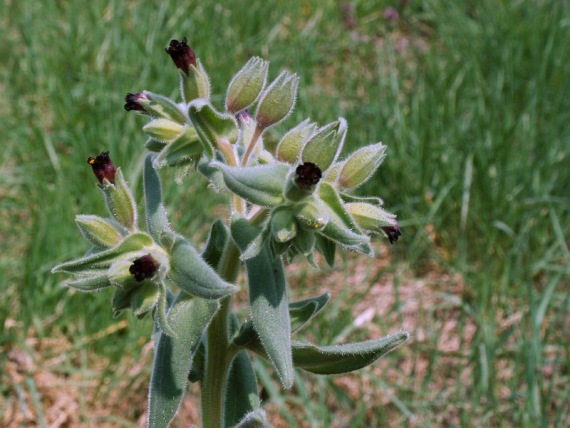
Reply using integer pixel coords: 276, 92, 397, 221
295, 162, 322, 189
129, 255, 159, 282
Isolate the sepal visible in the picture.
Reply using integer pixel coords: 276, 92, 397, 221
143, 118, 186, 143
179, 60, 211, 103
188, 99, 239, 159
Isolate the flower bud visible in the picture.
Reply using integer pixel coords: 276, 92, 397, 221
226, 57, 269, 114
130, 254, 159, 282
124, 92, 149, 112
276, 119, 317, 164
338, 143, 387, 190
87, 151, 116, 184
382, 224, 402, 244
301, 118, 347, 172
101, 169, 138, 230
165, 37, 196, 75
255, 71, 299, 129
143, 119, 186, 143
294, 198, 329, 231
75, 215, 124, 248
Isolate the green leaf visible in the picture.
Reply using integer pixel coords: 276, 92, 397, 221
154, 283, 176, 337
143, 154, 172, 242
231, 217, 294, 388
52, 232, 153, 274
168, 235, 238, 299
289, 292, 330, 333
225, 351, 261, 427
315, 234, 336, 268
292, 332, 409, 375
201, 220, 229, 269
148, 293, 220, 428
213, 161, 288, 207
188, 99, 238, 158
65, 273, 111, 292
232, 408, 271, 428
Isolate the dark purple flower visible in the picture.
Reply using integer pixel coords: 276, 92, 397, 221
295, 162, 322, 189
382, 223, 402, 244
87, 151, 116, 184
124, 92, 148, 112
129, 255, 159, 282
165, 37, 196, 75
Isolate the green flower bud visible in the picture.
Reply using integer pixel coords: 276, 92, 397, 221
226, 57, 269, 114
301, 118, 347, 172
255, 71, 299, 129
344, 202, 397, 232
143, 119, 186, 143
75, 215, 124, 248
276, 119, 317, 164
338, 143, 387, 190
270, 206, 297, 243
101, 168, 138, 230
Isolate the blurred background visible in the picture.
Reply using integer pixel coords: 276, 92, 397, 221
1, 0, 569, 426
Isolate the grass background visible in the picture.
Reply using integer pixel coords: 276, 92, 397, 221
1, 0, 569, 426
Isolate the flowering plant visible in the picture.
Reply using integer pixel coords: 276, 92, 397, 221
53, 38, 408, 427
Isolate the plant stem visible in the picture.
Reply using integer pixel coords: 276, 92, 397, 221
241, 124, 264, 167
201, 239, 241, 428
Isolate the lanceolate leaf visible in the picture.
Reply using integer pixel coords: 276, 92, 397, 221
143, 154, 172, 242
148, 293, 220, 428
289, 292, 331, 333
231, 217, 294, 388
291, 332, 409, 375
201, 220, 229, 269
52, 232, 153, 274
213, 162, 288, 207
168, 235, 238, 299
65, 273, 111, 292
224, 351, 261, 427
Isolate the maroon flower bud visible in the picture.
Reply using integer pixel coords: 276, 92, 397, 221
129, 254, 159, 282
382, 223, 402, 244
124, 92, 148, 112
295, 162, 322, 189
87, 151, 116, 184
165, 37, 196, 75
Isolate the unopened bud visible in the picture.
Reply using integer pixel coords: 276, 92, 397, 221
255, 71, 299, 129
124, 92, 149, 112
87, 151, 116, 184
382, 224, 402, 244
226, 57, 269, 114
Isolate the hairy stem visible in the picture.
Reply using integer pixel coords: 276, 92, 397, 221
241, 124, 264, 167
201, 239, 241, 428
